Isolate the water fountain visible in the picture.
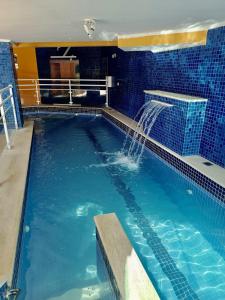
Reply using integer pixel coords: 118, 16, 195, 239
121, 100, 173, 166
90, 100, 173, 171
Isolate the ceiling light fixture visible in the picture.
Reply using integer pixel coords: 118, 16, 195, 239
83, 19, 96, 39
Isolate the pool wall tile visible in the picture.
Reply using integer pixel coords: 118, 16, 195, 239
107, 49, 154, 119
107, 26, 225, 168
0, 42, 23, 127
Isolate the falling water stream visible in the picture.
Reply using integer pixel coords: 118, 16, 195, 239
121, 100, 173, 166
90, 100, 173, 171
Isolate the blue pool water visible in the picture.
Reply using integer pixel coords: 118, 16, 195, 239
17, 114, 225, 300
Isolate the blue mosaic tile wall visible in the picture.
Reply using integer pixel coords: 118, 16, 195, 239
108, 48, 154, 118
0, 42, 23, 127
151, 27, 225, 167
108, 26, 225, 167
145, 93, 207, 155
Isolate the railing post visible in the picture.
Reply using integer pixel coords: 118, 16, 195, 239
69, 80, 73, 105
9, 85, 18, 130
105, 77, 109, 107
0, 93, 11, 149
35, 80, 40, 105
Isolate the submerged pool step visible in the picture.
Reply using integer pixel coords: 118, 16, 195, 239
94, 213, 160, 300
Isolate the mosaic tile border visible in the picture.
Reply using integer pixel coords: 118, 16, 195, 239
102, 110, 225, 204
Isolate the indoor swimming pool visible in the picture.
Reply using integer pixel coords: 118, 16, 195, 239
16, 114, 225, 300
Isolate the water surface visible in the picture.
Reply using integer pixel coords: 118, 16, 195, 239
17, 115, 225, 300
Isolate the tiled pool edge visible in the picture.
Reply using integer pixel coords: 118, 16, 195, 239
102, 109, 225, 204
0, 121, 34, 287
11, 131, 35, 290
22, 105, 102, 115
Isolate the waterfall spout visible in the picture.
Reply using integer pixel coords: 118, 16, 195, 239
122, 100, 173, 166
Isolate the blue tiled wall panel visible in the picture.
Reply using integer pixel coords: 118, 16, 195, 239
108, 26, 225, 167
145, 94, 187, 154
151, 28, 225, 166
183, 101, 207, 155
145, 94, 207, 155
108, 49, 154, 119
0, 42, 23, 127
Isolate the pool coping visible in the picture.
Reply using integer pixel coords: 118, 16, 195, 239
94, 213, 160, 300
22, 105, 225, 203
22, 105, 102, 115
144, 90, 208, 102
0, 121, 33, 286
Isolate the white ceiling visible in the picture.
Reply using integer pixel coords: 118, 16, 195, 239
0, 0, 225, 42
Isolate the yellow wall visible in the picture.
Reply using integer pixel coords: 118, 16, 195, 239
118, 30, 207, 48
14, 40, 118, 48
13, 46, 39, 106
13, 31, 208, 49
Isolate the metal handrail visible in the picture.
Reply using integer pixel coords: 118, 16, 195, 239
17, 77, 110, 106
18, 88, 105, 91
0, 85, 13, 94
17, 78, 107, 82
0, 85, 18, 150
18, 84, 107, 87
